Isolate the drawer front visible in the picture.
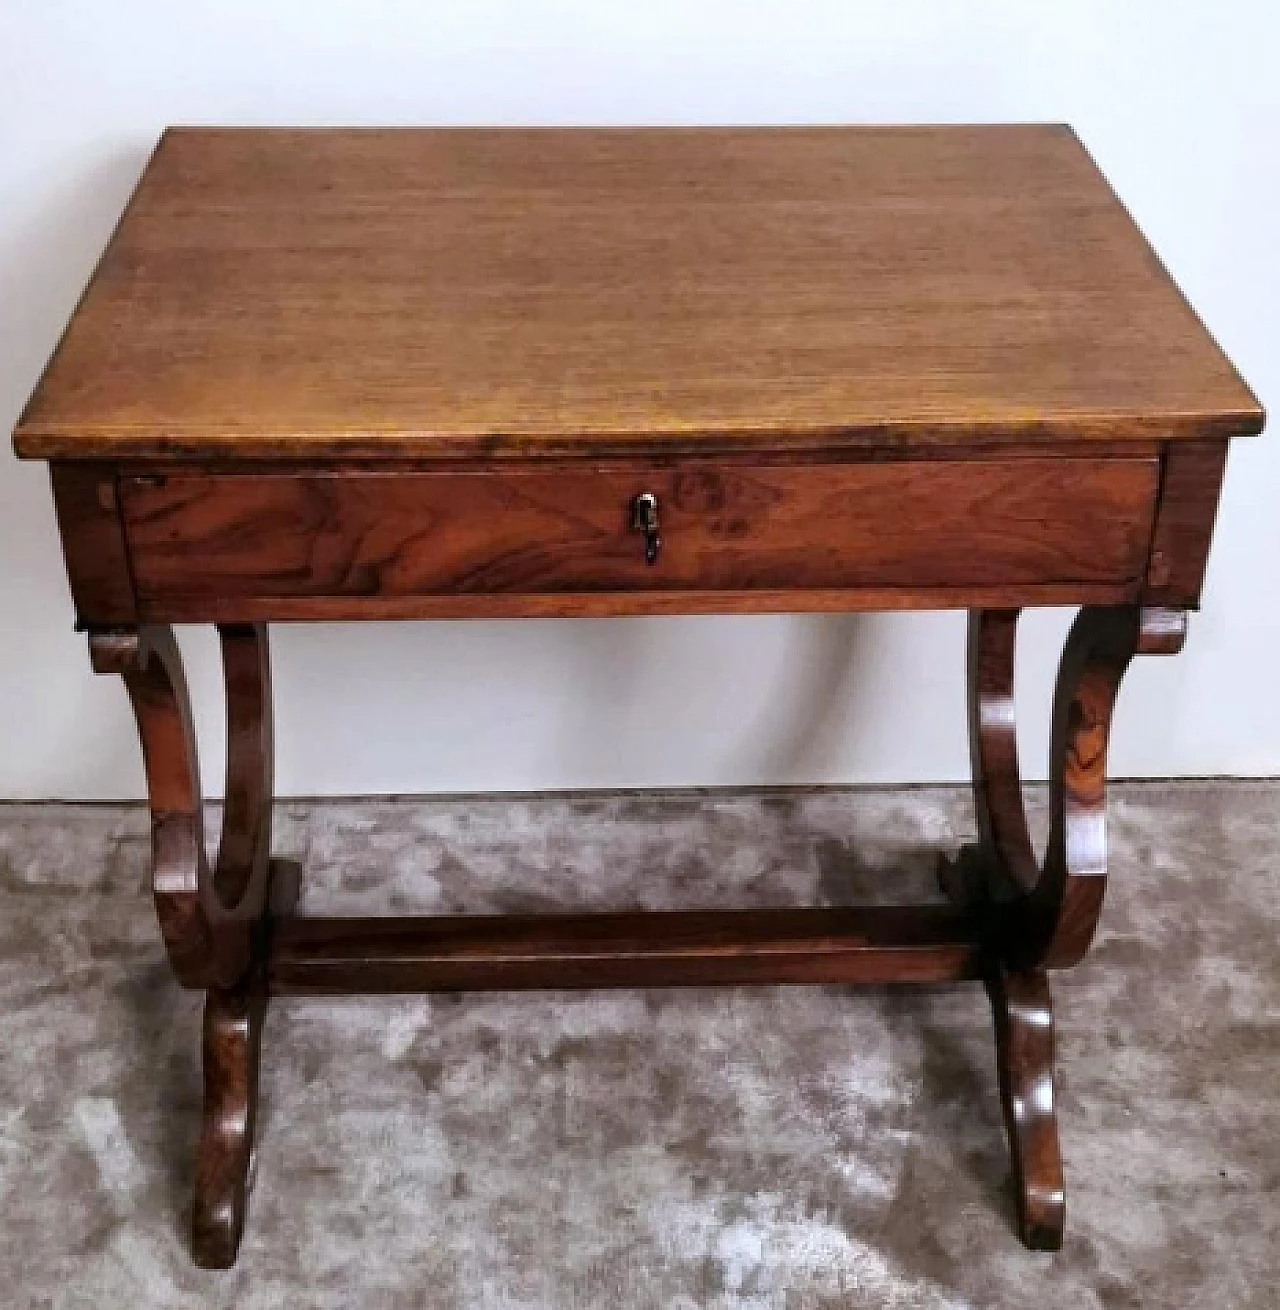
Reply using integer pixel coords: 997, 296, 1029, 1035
120, 458, 1159, 611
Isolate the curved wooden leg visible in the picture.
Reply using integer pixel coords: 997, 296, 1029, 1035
90, 623, 286, 1267
987, 965, 1064, 1251
942, 605, 1187, 1247
191, 858, 298, 1269
941, 604, 1187, 961
1022, 605, 1185, 968
938, 608, 1040, 908
89, 624, 276, 988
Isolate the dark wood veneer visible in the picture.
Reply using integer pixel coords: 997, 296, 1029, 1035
88, 625, 274, 989
49, 463, 136, 626
118, 458, 1158, 609
1143, 440, 1230, 607
269, 906, 985, 994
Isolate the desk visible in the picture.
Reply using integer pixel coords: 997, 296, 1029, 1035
13, 126, 1263, 1266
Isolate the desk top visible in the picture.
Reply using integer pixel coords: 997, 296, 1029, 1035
14, 125, 1262, 462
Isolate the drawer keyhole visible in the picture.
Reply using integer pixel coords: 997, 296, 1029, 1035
630, 492, 661, 565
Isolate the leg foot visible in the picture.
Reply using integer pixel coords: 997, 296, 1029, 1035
191, 965, 267, 1269
987, 965, 1065, 1251
191, 857, 298, 1268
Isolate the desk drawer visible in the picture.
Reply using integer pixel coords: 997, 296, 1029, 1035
120, 457, 1159, 613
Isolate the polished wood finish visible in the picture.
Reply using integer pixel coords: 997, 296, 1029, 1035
121, 582, 1148, 625
938, 603, 1186, 1246
1029, 605, 1186, 968
964, 608, 1035, 897
49, 464, 136, 626
14, 126, 1261, 463
192, 857, 299, 1270
88, 620, 291, 1266
88, 624, 274, 989
987, 967, 1065, 1251
942, 605, 1186, 964
1142, 440, 1230, 607
269, 905, 984, 994
52, 435, 1230, 625
943, 605, 1186, 970
119, 458, 1159, 611
16, 126, 1262, 1263
192, 965, 266, 1268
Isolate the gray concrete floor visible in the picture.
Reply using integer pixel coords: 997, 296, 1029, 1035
0, 782, 1275, 1308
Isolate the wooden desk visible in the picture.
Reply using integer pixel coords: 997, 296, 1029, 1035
13, 126, 1263, 1266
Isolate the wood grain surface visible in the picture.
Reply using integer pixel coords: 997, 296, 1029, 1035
987, 966, 1066, 1251
87, 624, 275, 989
1141, 439, 1230, 607
268, 906, 986, 993
14, 125, 1262, 461
49, 463, 137, 625
119, 457, 1159, 612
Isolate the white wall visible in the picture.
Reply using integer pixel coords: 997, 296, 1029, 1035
1, 1, 1276, 800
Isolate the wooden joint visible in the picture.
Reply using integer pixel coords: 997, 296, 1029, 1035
1137, 605, 1188, 656
953, 604, 1189, 976
87, 626, 147, 676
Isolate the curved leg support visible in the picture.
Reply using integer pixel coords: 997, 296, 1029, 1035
941, 608, 1040, 906
939, 605, 1186, 965
940, 605, 1186, 1247
1023, 605, 1185, 969
89, 624, 274, 989
90, 624, 285, 1267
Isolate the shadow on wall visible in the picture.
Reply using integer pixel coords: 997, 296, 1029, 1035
553, 612, 874, 788
741, 612, 869, 783
256, 614, 884, 796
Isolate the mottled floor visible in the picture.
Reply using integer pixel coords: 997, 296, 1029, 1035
0, 783, 1276, 1309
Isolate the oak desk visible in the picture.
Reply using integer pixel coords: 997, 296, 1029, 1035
13, 126, 1263, 1266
